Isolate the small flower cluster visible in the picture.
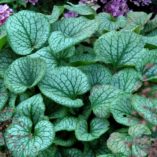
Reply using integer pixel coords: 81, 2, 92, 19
64, 0, 152, 17
25, 0, 38, 5
0, 4, 12, 26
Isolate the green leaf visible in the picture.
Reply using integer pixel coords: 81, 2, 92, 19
94, 31, 144, 67
75, 118, 109, 141
6, 10, 50, 55
62, 148, 83, 157
49, 17, 97, 53
0, 49, 17, 78
65, 2, 96, 16
96, 13, 126, 33
48, 5, 64, 24
125, 12, 152, 31
80, 64, 112, 87
5, 116, 55, 157
0, 107, 14, 122
39, 67, 90, 108
144, 64, 157, 82
111, 95, 141, 126
128, 124, 151, 137
37, 147, 57, 157
107, 133, 132, 156
0, 79, 8, 111
132, 95, 157, 125
0, 25, 7, 49
111, 69, 142, 93
54, 117, 78, 132
90, 85, 123, 118
16, 94, 45, 124
4, 57, 46, 94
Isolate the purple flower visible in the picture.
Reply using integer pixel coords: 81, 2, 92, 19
104, 0, 129, 17
64, 11, 78, 18
25, 0, 38, 5
130, 0, 152, 6
0, 4, 13, 26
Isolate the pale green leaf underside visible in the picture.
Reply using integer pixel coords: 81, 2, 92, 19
111, 69, 142, 93
80, 64, 112, 87
90, 85, 123, 118
107, 133, 132, 156
5, 116, 54, 157
94, 31, 144, 67
133, 95, 157, 125
39, 67, 90, 108
49, 17, 98, 53
4, 57, 46, 94
6, 10, 50, 55
96, 13, 126, 33
75, 118, 109, 141
54, 117, 78, 132
16, 94, 45, 124
111, 95, 141, 126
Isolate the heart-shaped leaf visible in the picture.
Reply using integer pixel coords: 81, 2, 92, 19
39, 67, 90, 108
75, 118, 109, 141
16, 94, 45, 124
4, 57, 46, 94
111, 95, 141, 126
49, 17, 97, 53
80, 64, 112, 87
96, 13, 126, 33
6, 10, 50, 55
5, 116, 55, 157
94, 31, 144, 67
90, 85, 123, 118
111, 69, 142, 93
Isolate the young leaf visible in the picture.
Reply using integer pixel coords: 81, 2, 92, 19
75, 118, 109, 141
16, 94, 45, 124
6, 10, 50, 55
90, 85, 123, 118
94, 31, 144, 67
54, 117, 78, 132
5, 116, 55, 157
39, 67, 90, 108
49, 17, 97, 53
111, 95, 141, 126
4, 57, 46, 94
96, 13, 126, 33
80, 64, 112, 87
132, 95, 157, 125
107, 133, 132, 156
111, 69, 142, 93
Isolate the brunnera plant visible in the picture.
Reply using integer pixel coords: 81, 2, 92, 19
1, 4, 157, 157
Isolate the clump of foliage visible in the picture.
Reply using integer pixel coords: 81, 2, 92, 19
1, 4, 157, 157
